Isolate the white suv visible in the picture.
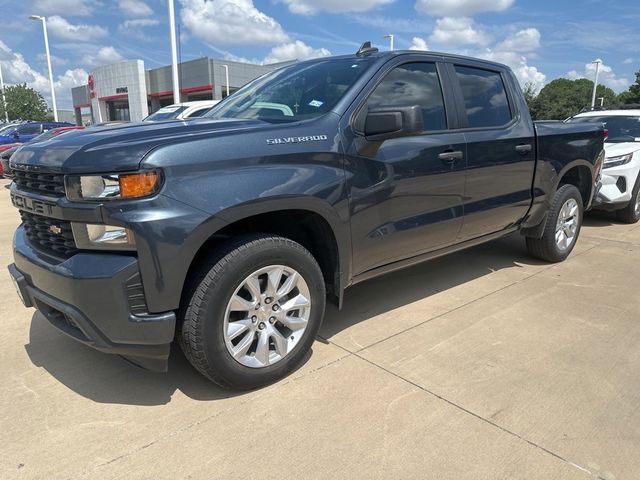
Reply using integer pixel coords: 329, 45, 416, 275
144, 100, 220, 122
568, 110, 640, 223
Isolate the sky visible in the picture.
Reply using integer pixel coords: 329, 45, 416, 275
0, 0, 638, 110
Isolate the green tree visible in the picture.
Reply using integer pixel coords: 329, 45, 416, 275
530, 78, 619, 120
0, 84, 50, 122
522, 82, 537, 112
618, 70, 640, 105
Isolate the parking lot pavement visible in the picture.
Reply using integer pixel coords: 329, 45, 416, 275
1, 176, 639, 480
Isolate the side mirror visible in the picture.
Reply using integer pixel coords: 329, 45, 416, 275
12, 131, 19, 139
364, 105, 423, 139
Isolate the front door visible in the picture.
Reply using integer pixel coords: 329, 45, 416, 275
344, 60, 467, 275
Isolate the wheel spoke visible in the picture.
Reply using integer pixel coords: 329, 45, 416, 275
281, 293, 310, 312
254, 332, 270, 366
266, 266, 284, 298
276, 271, 299, 299
227, 319, 251, 341
271, 331, 289, 357
229, 295, 253, 312
280, 315, 307, 331
245, 275, 262, 302
232, 331, 254, 359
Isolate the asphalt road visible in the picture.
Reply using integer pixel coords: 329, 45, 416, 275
1, 177, 639, 479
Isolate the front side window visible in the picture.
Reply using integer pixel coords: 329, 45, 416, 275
367, 62, 447, 131
206, 57, 376, 123
454, 66, 512, 128
144, 106, 188, 122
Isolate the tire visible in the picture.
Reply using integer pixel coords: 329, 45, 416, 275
616, 175, 640, 224
179, 234, 326, 390
526, 184, 584, 263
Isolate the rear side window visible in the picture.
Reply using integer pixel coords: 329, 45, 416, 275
17, 124, 42, 135
367, 62, 447, 132
454, 66, 511, 128
186, 108, 210, 118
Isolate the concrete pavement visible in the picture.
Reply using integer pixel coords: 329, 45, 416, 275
1, 177, 638, 479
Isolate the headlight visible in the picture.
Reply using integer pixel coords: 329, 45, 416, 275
65, 171, 160, 201
603, 153, 633, 169
71, 223, 136, 250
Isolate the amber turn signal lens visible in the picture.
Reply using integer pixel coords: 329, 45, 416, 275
119, 172, 159, 198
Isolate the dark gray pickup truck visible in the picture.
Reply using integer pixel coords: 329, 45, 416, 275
7, 44, 604, 389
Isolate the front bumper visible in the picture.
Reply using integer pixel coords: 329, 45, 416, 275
9, 227, 176, 371
593, 162, 640, 210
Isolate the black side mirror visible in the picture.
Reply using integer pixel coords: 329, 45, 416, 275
364, 105, 423, 139
12, 131, 19, 139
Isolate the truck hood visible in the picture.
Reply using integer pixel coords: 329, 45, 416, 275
604, 142, 640, 158
9, 118, 269, 174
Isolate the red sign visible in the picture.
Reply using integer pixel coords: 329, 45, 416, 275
88, 74, 96, 99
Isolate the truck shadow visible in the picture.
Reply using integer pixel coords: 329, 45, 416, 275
25, 233, 544, 405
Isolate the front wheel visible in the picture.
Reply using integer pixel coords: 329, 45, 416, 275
180, 235, 326, 390
526, 184, 584, 262
616, 175, 640, 224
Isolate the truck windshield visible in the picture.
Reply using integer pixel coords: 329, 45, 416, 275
205, 57, 376, 123
568, 115, 640, 143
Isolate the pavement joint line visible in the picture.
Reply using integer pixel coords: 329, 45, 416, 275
333, 243, 600, 356
70, 352, 353, 479
581, 234, 640, 247
346, 351, 600, 480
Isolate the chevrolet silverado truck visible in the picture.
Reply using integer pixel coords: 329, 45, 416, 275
7, 45, 604, 389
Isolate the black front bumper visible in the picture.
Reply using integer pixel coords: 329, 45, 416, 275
9, 227, 176, 372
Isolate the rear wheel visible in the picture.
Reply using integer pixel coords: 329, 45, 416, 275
526, 184, 583, 262
180, 235, 325, 390
616, 175, 640, 224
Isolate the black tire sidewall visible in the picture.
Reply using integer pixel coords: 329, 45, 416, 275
544, 185, 584, 261
189, 238, 325, 388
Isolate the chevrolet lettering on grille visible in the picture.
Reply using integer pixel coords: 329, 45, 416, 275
10, 193, 56, 216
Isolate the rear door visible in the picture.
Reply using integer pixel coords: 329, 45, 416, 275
343, 58, 467, 275
448, 62, 536, 240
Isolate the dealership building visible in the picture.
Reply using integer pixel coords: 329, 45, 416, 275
71, 57, 289, 124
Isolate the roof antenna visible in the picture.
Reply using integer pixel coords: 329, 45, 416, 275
356, 41, 379, 57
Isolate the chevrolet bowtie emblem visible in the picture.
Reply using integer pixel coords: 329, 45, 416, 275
49, 225, 62, 235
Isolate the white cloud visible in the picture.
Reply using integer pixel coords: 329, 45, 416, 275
566, 60, 630, 93
180, 0, 288, 45
281, 0, 393, 15
47, 16, 108, 41
36, 53, 69, 67
32, 0, 93, 16
118, 0, 153, 16
409, 37, 429, 51
263, 40, 331, 64
494, 27, 540, 52
430, 17, 490, 47
623, 57, 633, 65
120, 19, 160, 29
81, 46, 124, 67
0, 41, 88, 109
415, 0, 513, 16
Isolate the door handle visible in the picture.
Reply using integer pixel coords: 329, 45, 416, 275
515, 144, 532, 154
438, 150, 464, 162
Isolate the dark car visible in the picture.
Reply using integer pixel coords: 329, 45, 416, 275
0, 121, 74, 145
7, 45, 604, 389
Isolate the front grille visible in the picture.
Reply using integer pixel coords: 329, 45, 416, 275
12, 169, 65, 196
20, 211, 79, 258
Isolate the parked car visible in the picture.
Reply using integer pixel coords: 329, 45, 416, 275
567, 109, 640, 223
0, 125, 83, 179
7, 45, 604, 389
143, 100, 220, 122
0, 121, 74, 145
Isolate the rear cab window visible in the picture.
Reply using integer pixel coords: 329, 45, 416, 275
453, 65, 512, 128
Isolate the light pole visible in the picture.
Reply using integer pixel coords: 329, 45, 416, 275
590, 59, 602, 110
167, 0, 181, 104
29, 15, 58, 121
221, 64, 230, 98
0, 63, 8, 123
384, 34, 394, 51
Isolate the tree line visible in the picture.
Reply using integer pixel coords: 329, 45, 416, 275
525, 70, 640, 121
